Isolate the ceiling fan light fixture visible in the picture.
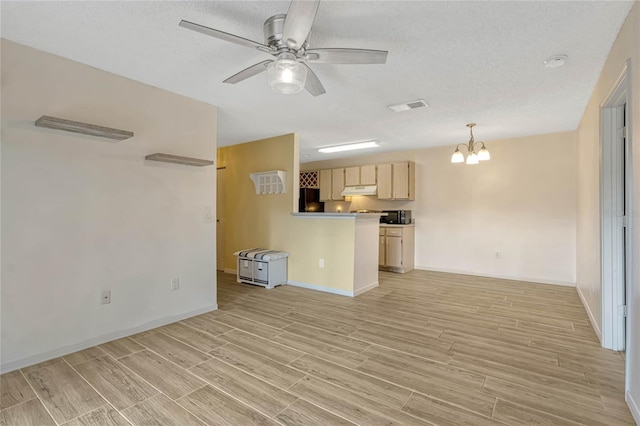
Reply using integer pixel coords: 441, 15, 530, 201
267, 53, 307, 94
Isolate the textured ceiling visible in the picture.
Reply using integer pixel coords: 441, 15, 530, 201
1, 1, 633, 162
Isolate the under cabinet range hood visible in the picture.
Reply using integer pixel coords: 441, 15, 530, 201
341, 185, 377, 196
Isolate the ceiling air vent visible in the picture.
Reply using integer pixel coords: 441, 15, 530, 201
387, 99, 429, 112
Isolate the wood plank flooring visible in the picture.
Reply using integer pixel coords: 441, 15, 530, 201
0, 270, 634, 425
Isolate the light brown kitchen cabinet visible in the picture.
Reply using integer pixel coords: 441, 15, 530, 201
377, 161, 415, 200
344, 166, 360, 186
320, 168, 345, 201
345, 164, 376, 186
360, 164, 377, 185
319, 169, 332, 201
331, 168, 345, 200
379, 225, 415, 273
377, 164, 392, 199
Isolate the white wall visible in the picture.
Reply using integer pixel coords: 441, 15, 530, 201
1, 40, 218, 371
304, 131, 577, 286
576, 2, 640, 421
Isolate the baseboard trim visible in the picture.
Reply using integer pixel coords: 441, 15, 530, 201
414, 265, 576, 287
287, 280, 354, 297
627, 391, 640, 425
354, 281, 379, 296
224, 268, 237, 275
0, 304, 218, 374
577, 285, 602, 342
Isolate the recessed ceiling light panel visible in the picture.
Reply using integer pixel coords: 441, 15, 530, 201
544, 54, 568, 69
387, 99, 429, 112
318, 140, 380, 153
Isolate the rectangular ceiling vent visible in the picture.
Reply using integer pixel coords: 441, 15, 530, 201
387, 99, 429, 112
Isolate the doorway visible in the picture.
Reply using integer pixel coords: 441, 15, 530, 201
216, 167, 226, 272
600, 61, 632, 356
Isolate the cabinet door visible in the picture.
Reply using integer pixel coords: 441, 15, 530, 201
392, 162, 410, 199
319, 169, 332, 201
386, 236, 403, 268
331, 168, 345, 200
344, 166, 360, 186
360, 164, 376, 185
379, 236, 386, 266
377, 163, 392, 199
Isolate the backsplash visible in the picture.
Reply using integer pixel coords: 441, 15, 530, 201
324, 196, 415, 213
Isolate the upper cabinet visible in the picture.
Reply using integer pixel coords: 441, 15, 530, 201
312, 161, 414, 201
344, 166, 360, 186
377, 161, 415, 200
345, 164, 376, 186
331, 168, 345, 200
319, 169, 332, 201
360, 164, 377, 185
319, 168, 345, 201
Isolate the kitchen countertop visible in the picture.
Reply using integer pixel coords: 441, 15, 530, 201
380, 223, 415, 227
291, 212, 384, 219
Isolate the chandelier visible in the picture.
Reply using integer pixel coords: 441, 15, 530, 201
451, 123, 490, 165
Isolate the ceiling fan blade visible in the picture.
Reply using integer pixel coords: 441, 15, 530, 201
179, 20, 269, 52
303, 64, 326, 97
282, 0, 320, 49
223, 60, 272, 84
306, 48, 388, 64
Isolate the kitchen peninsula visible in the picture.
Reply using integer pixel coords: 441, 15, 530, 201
289, 212, 382, 296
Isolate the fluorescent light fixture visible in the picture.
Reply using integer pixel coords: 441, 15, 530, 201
318, 140, 380, 154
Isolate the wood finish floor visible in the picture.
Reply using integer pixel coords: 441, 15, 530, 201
1, 270, 635, 425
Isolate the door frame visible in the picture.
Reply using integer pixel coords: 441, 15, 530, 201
600, 59, 633, 360
216, 167, 226, 272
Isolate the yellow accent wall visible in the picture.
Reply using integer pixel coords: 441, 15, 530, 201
217, 134, 355, 291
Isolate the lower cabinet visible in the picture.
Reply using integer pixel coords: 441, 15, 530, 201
379, 225, 415, 273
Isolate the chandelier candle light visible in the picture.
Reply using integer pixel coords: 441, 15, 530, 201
451, 123, 491, 165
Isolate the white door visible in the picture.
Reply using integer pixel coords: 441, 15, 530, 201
601, 93, 629, 351
216, 168, 225, 272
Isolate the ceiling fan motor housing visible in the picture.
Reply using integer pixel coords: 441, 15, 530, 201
264, 14, 308, 50
264, 15, 286, 47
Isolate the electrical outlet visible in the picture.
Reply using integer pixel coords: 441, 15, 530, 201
102, 290, 111, 304
495, 251, 502, 260
171, 277, 180, 291
319, 258, 325, 268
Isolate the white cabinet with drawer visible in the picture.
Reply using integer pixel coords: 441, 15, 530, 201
379, 225, 415, 273
234, 249, 288, 288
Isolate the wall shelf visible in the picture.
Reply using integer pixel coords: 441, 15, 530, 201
250, 170, 286, 194
145, 153, 214, 167
35, 115, 134, 141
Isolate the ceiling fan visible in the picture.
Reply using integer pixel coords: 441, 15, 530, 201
179, 0, 388, 96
